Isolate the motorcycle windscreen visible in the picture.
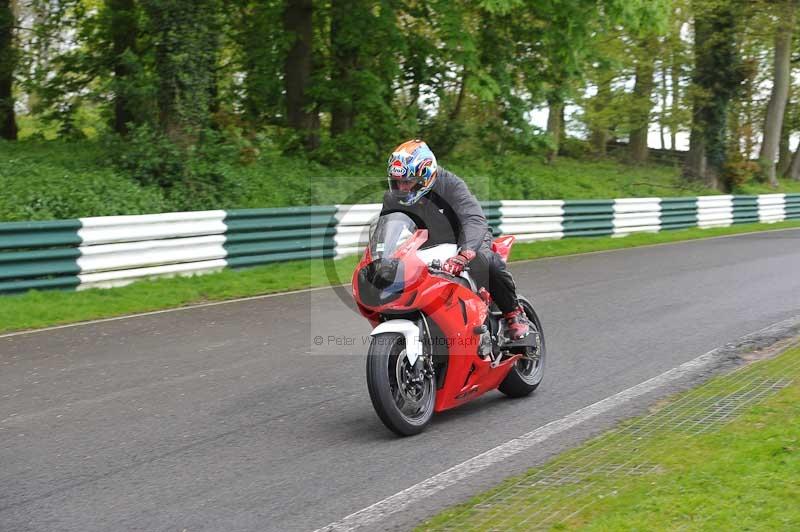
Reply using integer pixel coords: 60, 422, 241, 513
357, 259, 406, 307
359, 213, 418, 307
368, 212, 417, 260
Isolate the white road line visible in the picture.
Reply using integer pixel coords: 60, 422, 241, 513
314, 315, 800, 532
3, 225, 798, 339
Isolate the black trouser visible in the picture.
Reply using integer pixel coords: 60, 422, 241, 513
468, 244, 519, 314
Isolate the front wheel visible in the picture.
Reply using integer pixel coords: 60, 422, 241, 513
498, 297, 546, 398
366, 333, 436, 436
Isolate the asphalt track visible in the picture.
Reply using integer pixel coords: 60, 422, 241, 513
2, 229, 800, 532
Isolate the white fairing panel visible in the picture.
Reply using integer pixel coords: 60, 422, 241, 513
416, 243, 476, 290
370, 319, 423, 366
415, 244, 458, 266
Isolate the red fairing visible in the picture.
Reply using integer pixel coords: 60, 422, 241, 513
352, 230, 522, 412
491, 235, 516, 263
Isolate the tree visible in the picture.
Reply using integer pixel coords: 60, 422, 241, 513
283, 0, 319, 150
0, 0, 17, 140
758, 0, 796, 186
584, 0, 686, 157
588, 72, 614, 155
545, 96, 564, 162
666, 2, 692, 152
777, 97, 794, 176
329, 0, 357, 136
787, 142, 800, 180
108, 0, 138, 135
143, 0, 222, 143
629, 35, 659, 163
233, 1, 280, 125
324, 0, 399, 155
658, 59, 668, 150
685, 0, 743, 189
581, 28, 629, 156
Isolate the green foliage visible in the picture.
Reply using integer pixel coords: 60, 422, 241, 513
3, 0, 794, 200
723, 153, 761, 189
105, 125, 251, 209
0, 0, 17, 139
0, 137, 721, 221
687, 0, 746, 178
142, 0, 223, 138
107, 124, 183, 187
9, 130, 800, 224
229, 0, 288, 125
0, 140, 167, 221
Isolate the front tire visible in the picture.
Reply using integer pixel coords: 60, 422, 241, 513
366, 333, 435, 436
498, 297, 546, 398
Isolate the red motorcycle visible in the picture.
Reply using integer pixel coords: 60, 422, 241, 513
352, 212, 546, 436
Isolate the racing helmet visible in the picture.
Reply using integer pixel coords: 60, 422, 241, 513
386, 139, 438, 205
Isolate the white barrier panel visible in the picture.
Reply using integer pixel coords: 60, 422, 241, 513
758, 194, 786, 223
612, 199, 662, 235
335, 246, 365, 258
334, 225, 371, 249
613, 198, 661, 213
514, 231, 565, 242
500, 200, 565, 218
77, 259, 228, 290
333, 204, 381, 257
79, 211, 227, 245
500, 221, 565, 235
697, 196, 733, 228
334, 204, 382, 226
77, 235, 227, 273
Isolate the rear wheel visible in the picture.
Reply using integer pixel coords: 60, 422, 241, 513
498, 297, 546, 398
366, 333, 436, 436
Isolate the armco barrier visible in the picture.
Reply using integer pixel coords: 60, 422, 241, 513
1, 193, 799, 294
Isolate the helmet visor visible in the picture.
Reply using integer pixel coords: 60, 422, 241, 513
388, 175, 423, 199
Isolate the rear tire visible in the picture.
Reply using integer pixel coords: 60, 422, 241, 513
498, 297, 546, 398
366, 333, 435, 436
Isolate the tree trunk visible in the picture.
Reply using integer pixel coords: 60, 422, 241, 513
108, 0, 137, 135
588, 68, 613, 157
330, 0, 357, 137
788, 143, 800, 180
449, 71, 468, 122
758, 0, 795, 186
283, 0, 318, 150
590, 74, 611, 155
629, 37, 658, 163
777, 101, 792, 176
670, 55, 680, 151
144, 0, 221, 144
684, 0, 742, 190
659, 60, 667, 151
0, 0, 17, 140
546, 97, 564, 163
741, 58, 758, 159
728, 97, 742, 159
686, 126, 708, 182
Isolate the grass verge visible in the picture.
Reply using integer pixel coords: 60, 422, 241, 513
417, 342, 800, 531
2, 220, 800, 334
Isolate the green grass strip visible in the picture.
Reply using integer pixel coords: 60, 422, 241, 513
2, 220, 800, 334
418, 343, 800, 531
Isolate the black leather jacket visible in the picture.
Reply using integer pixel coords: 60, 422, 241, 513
381, 168, 491, 252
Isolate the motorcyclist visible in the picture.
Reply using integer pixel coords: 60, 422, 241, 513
381, 139, 530, 340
